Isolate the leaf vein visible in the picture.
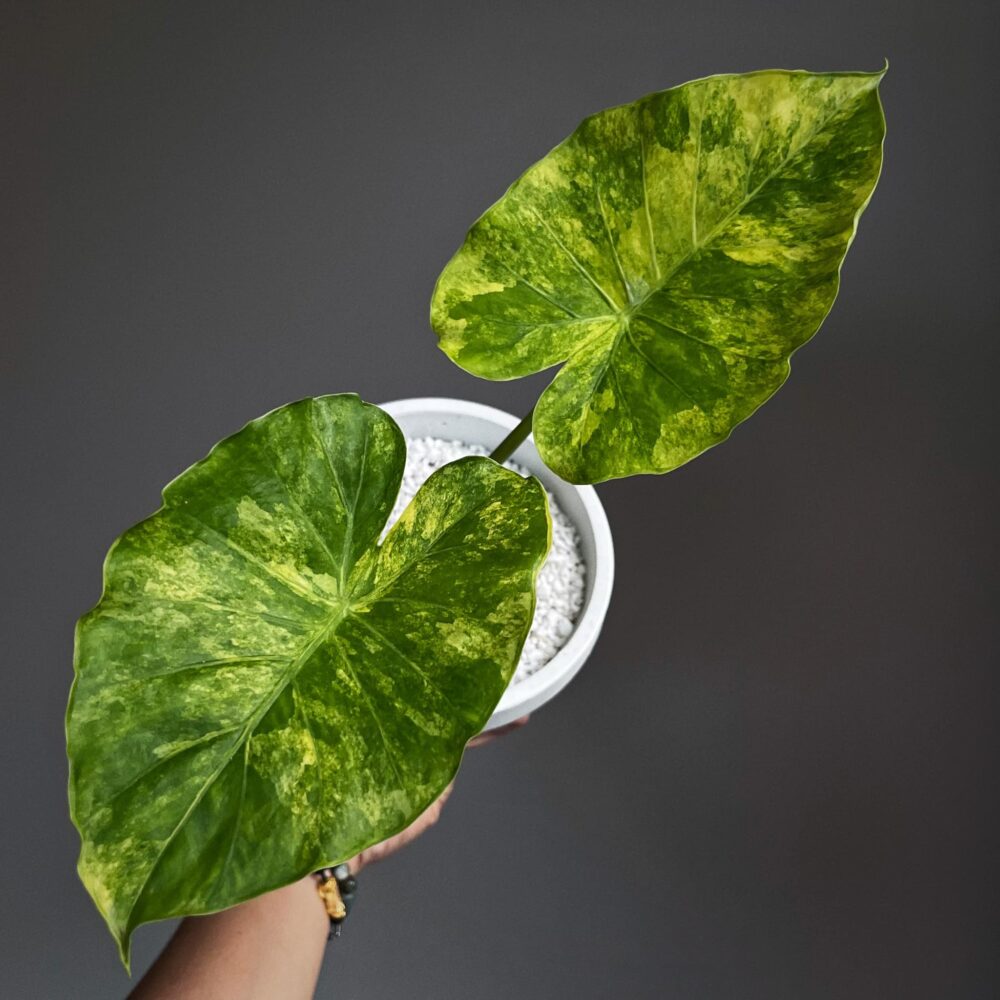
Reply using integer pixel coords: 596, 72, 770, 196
171, 509, 328, 607
524, 204, 623, 312
624, 323, 700, 408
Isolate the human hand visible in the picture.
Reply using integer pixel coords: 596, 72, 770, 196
348, 715, 529, 873
131, 717, 530, 1000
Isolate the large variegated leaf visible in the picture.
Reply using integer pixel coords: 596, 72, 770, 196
431, 68, 886, 483
67, 394, 550, 966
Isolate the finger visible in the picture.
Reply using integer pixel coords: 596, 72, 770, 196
434, 780, 455, 811
467, 715, 530, 747
349, 781, 457, 873
407, 780, 455, 833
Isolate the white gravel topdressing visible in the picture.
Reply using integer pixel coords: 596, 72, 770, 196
385, 436, 587, 684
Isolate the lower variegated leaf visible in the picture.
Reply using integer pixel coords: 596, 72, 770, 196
67, 394, 551, 965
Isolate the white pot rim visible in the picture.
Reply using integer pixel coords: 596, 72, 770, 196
380, 396, 614, 729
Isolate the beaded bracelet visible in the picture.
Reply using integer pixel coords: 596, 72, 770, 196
313, 864, 357, 939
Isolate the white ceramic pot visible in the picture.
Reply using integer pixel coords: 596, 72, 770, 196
380, 397, 614, 730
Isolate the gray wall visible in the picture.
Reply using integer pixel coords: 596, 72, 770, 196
3, 2, 996, 997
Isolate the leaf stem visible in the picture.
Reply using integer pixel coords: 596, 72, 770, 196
489, 407, 535, 464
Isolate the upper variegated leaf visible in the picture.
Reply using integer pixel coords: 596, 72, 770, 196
431, 68, 886, 483
67, 395, 550, 965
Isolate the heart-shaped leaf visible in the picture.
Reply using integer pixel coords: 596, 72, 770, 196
67, 394, 550, 965
431, 68, 886, 483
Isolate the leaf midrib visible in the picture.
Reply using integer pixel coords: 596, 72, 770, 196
543, 88, 869, 337
120, 599, 351, 939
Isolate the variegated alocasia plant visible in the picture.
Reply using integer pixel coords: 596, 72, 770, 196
67, 394, 550, 966
69, 68, 888, 969
431, 67, 886, 483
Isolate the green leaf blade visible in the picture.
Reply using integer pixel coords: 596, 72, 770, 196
67, 395, 550, 965
431, 68, 887, 482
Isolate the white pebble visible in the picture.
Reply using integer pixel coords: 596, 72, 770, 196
383, 436, 588, 684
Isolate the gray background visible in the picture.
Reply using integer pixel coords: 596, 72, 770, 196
2, 1, 996, 997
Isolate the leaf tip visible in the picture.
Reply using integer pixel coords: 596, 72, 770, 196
115, 926, 133, 974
